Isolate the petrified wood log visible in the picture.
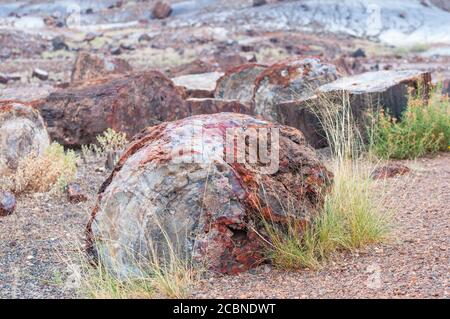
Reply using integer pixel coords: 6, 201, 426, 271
86, 113, 332, 276
318, 70, 432, 119
253, 58, 338, 122
35, 71, 187, 146
214, 63, 267, 106
71, 52, 133, 83
0, 100, 49, 175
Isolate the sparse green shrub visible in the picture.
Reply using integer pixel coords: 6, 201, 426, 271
369, 92, 450, 159
264, 89, 390, 270
81, 128, 128, 166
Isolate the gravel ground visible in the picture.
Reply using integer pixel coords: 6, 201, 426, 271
0, 153, 448, 299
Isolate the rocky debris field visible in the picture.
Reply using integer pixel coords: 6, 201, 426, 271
0, 0, 449, 299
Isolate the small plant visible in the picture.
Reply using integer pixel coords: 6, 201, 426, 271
369, 91, 450, 159
81, 128, 128, 168
263, 88, 390, 270
10, 142, 78, 194
263, 161, 390, 270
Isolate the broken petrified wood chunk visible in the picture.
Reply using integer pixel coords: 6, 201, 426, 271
371, 164, 410, 180
171, 72, 224, 98
32, 68, 49, 81
318, 70, 431, 119
214, 63, 267, 106
0, 190, 16, 217
186, 98, 253, 116
86, 113, 332, 276
167, 59, 216, 77
0, 100, 50, 175
70, 51, 133, 83
35, 71, 187, 146
253, 58, 338, 122
274, 98, 327, 148
66, 183, 88, 203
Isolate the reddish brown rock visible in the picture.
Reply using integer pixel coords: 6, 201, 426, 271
86, 113, 332, 276
35, 71, 187, 146
213, 53, 249, 72
66, 183, 88, 203
214, 63, 267, 106
152, 1, 172, 19
167, 59, 216, 77
371, 164, 410, 180
253, 58, 338, 122
0, 191, 16, 217
70, 52, 133, 83
186, 98, 252, 115
0, 100, 49, 175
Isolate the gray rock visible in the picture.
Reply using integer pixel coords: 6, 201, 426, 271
0, 101, 49, 175
0, 191, 16, 217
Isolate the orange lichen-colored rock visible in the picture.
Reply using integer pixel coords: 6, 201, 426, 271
86, 112, 332, 276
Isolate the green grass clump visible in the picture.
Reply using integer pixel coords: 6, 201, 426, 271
369, 92, 450, 159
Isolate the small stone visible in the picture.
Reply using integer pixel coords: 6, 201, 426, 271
371, 164, 411, 180
84, 32, 97, 42
0, 191, 16, 217
138, 33, 152, 42
32, 68, 49, 81
66, 183, 88, 203
110, 46, 122, 55
52, 36, 69, 51
253, 0, 267, 7
152, 1, 172, 19
351, 48, 366, 58
120, 43, 135, 51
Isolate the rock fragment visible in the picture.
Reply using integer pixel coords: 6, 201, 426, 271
152, 1, 172, 19
0, 100, 49, 175
0, 191, 16, 217
66, 183, 88, 203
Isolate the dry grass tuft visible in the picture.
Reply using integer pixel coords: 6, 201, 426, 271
6, 142, 77, 194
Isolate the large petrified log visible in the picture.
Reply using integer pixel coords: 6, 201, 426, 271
0, 101, 49, 175
214, 63, 267, 106
71, 52, 133, 83
35, 71, 187, 146
86, 113, 332, 276
318, 70, 432, 120
253, 58, 338, 122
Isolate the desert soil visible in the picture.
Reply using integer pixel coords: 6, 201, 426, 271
0, 152, 448, 299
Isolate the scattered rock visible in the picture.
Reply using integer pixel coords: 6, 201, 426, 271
138, 33, 152, 42
0, 191, 16, 217
0, 74, 21, 84
70, 52, 133, 83
35, 71, 187, 146
110, 46, 122, 55
214, 63, 267, 106
66, 183, 88, 203
168, 59, 216, 77
318, 70, 432, 120
213, 53, 249, 72
351, 48, 366, 58
87, 113, 332, 276
51, 36, 68, 51
0, 101, 50, 174
371, 164, 411, 179
172, 72, 224, 98
152, 1, 172, 19
32, 69, 49, 81
120, 43, 135, 51
84, 32, 97, 42
253, 0, 267, 7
